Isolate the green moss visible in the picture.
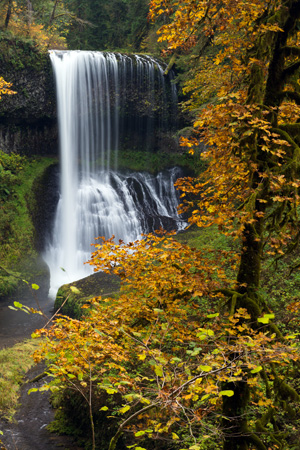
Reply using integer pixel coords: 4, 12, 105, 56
113, 149, 202, 174
54, 284, 92, 319
0, 271, 20, 296
175, 223, 236, 252
54, 272, 121, 319
0, 339, 41, 421
0, 153, 57, 295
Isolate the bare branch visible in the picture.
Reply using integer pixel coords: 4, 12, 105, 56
282, 60, 300, 81
279, 90, 300, 105
281, 46, 300, 58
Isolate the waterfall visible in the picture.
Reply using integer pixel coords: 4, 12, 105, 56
44, 50, 185, 297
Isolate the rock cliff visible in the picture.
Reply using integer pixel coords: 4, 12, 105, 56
0, 36, 58, 156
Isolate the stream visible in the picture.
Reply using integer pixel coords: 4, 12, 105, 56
0, 272, 83, 449
0, 267, 123, 449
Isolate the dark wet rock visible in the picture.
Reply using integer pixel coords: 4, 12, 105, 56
0, 36, 58, 157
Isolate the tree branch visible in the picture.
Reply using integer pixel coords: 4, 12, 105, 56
282, 60, 300, 82
108, 403, 158, 450
271, 127, 300, 151
279, 90, 300, 105
281, 46, 300, 58
277, 123, 300, 140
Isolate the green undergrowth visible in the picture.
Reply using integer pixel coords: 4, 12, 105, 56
175, 223, 236, 252
0, 151, 57, 295
111, 149, 202, 174
0, 31, 48, 71
176, 225, 300, 325
260, 257, 300, 331
0, 339, 41, 421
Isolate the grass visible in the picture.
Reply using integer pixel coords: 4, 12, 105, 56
0, 339, 41, 422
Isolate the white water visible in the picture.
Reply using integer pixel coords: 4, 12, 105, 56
44, 50, 184, 297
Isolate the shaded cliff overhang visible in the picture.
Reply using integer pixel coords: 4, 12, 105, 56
0, 35, 58, 155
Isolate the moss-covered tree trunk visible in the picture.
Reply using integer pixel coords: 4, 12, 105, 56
222, 2, 300, 449
222, 221, 264, 450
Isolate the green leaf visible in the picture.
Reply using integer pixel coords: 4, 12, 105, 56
199, 365, 212, 372
70, 286, 80, 294
31, 283, 39, 290
212, 349, 219, 354
106, 388, 118, 394
154, 365, 163, 377
135, 430, 146, 437
207, 313, 219, 318
94, 328, 105, 336
170, 357, 182, 363
13, 301, 23, 309
119, 405, 130, 414
28, 388, 38, 394
196, 328, 214, 339
219, 390, 234, 397
257, 317, 269, 324
264, 313, 275, 319
191, 347, 202, 356
258, 313, 275, 324
251, 366, 262, 374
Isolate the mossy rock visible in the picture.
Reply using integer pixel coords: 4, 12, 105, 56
0, 255, 49, 300
0, 270, 20, 297
54, 271, 121, 319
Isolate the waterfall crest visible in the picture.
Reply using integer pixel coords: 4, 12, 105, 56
44, 50, 185, 297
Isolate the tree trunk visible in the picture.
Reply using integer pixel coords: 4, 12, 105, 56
222, 224, 262, 450
27, 0, 33, 25
222, 382, 250, 450
49, 0, 60, 26
222, 3, 300, 448
4, 0, 12, 29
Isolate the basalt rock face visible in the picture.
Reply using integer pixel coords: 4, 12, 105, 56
0, 37, 58, 156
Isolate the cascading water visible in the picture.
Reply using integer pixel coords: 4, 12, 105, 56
44, 50, 185, 297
